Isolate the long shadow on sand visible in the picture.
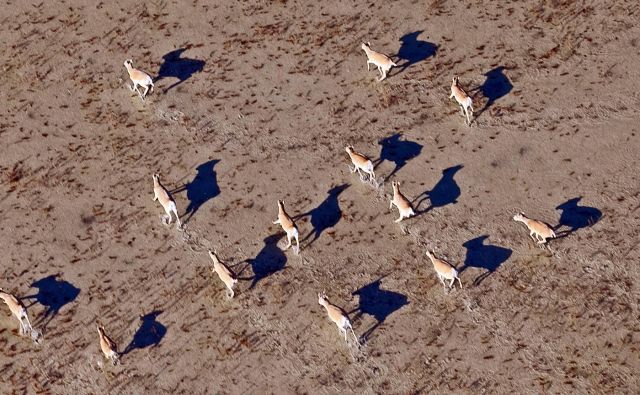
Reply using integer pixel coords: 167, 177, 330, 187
375, 133, 422, 180
155, 48, 205, 93
171, 159, 220, 224
459, 236, 512, 286
473, 66, 513, 119
350, 277, 408, 342
123, 311, 166, 355
394, 31, 437, 76
246, 234, 287, 289
414, 165, 463, 213
555, 197, 602, 237
24, 275, 80, 330
296, 184, 349, 248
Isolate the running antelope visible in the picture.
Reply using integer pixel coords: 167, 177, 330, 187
450, 76, 474, 125
97, 324, 120, 366
124, 59, 154, 100
425, 250, 462, 291
273, 200, 300, 254
390, 181, 415, 222
318, 292, 358, 343
152, 173, 182, 229
513, 212, 556, 245
361, 42, 397, 81
345, 145, 375, 182
208, 250, 238, 299
0, 288, 36, 339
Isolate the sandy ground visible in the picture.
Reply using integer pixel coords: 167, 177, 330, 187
1, 0, 639, 394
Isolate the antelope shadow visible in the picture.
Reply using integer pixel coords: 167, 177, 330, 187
246, 234, 287, 289
555, 197, 602, 237
350, 277, 408, 342
459, 235, 512, 286
473, 66, 513, 118
297, 184, 349, 248
414, 165, 463, 213
375, 133, 423, 180
156, 48, 205, 93
122, 311, 166, 355
24, 275, 80, 330
394, 31, 437, 75
171, 159, 220, 224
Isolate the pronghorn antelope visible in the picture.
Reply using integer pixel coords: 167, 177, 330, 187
208, 250, 238, 299
124, 59, 154, 100
97, 324, 120, 366
345, 145, 375, 182
390, 181, 415, 222
0, 288, 36, 339
361, 42, 397, 81
513, 212, 556, 244
318, 292, 358, 343
450, 76, 474, 125
273, 200, 300, 254
152, 173, 182, 229
425, 250, 462, 291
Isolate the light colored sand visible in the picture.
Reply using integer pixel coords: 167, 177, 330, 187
1, 1, 639, 393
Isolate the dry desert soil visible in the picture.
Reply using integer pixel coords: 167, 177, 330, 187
1, 0, 639, 394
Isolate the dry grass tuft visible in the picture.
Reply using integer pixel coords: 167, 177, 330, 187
5, 163, 25, 185
376, 85, 398, 108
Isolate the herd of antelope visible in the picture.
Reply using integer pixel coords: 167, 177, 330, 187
0, 41, 562, 367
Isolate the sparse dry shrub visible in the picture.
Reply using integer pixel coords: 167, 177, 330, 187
5, 163, 24, 184
556, 31, 582, 61
545, 0, 573, 8
376, 85, 398, 108
428, 0, 446, 13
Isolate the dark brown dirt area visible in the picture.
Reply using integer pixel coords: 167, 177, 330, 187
1, 0, 639, 394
